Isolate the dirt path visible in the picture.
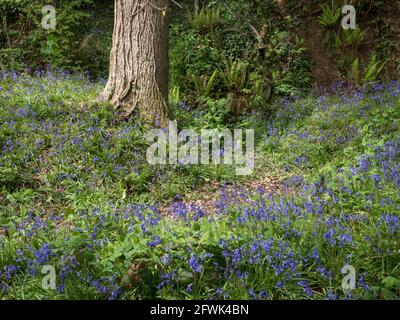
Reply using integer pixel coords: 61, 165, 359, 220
158, 155, 292, 217
159, 174, 282, 217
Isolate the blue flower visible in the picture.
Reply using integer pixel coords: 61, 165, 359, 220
298, 281, 314, 297
358, 274, 369, 291
371, 174, 381, 186
326, 290, 338, 300
275, 280, 286, 289
215, 288, 224, 296
189, 254, 202, 273
248, 288, 257, 299
259, 290, 269, 299
147, 236, 162, 248
339, 233, 353, 247
109, 288, 123, 300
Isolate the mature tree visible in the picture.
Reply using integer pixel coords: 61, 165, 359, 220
101, 0, 170, 126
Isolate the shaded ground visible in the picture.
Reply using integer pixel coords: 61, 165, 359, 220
302, 17, 340, 88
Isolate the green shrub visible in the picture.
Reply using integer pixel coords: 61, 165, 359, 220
0, 0, 95, 70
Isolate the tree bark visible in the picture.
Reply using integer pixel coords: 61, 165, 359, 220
101, 0, 170, 126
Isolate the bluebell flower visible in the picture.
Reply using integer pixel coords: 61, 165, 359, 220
358, 274, 369, 291
339, 233, 353, 247
160, 254, 172, 265
298, 281, 313, 297
259, 290, 269, 299
248, 288, 257, 299
189, 254, 202, 273
109, 288, 123, 300
371, 174, 381, 186
57, 283, 65, 293
326, 290, 338, 300
275, 280, 286, 289
147, 236, 162, 248
215, 288, 224, 296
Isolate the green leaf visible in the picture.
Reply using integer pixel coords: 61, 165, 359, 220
382, 276, 400, 289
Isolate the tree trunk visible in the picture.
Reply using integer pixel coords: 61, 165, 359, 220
101, 0, 170, 126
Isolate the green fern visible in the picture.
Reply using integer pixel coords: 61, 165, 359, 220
188, 5, 221, 31
348, 58, 360, 84
318, 4, 341, 49
318, 4, 341, 28
220, 59, 249, 94
341, 28, 365, 47
191, 70, 219, 97
205, 70, 219, 97
348, 54, 387, 86
363, 54, 387, 84
169, 86, 180, 106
